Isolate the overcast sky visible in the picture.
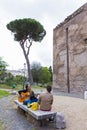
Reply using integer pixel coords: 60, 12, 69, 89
0, 0, 87, 70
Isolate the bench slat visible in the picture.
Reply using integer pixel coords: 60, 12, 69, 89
14, 100, 56, 120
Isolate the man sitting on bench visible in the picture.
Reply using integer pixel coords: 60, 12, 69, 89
38, 85, 53, 111
38, 85, 54, 121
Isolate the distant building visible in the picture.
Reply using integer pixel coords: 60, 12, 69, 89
53, 3, 87, 95
7, 69, 28, 77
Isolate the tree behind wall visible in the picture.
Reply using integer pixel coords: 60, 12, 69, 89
6, 18, 46, 84
31, 62, 41, 84
0, 57, 8, 83
49, 66, 53, 82
31, 63, 51, 84
39, 67, 51, 84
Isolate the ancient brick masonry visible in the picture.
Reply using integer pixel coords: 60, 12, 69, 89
53, 3, 87, 95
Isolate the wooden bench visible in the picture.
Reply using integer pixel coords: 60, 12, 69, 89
14, 100, 56, 127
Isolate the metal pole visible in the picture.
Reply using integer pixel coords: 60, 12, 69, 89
66, 28, 70, 93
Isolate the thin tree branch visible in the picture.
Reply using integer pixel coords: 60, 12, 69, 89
26, 38, 32, 55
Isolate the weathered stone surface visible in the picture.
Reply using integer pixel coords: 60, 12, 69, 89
53, 3, 87, 94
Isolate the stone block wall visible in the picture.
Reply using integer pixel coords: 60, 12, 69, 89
53, 3, 87, 94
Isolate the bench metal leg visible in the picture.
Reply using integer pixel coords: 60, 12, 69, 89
39, 120, 43, 127
39, 119, 47, 127
53, 113, 57, 128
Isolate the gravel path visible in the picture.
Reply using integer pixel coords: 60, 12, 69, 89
0, 95, 56, 130
0, 92, 87, 130
0, 95, 34, 130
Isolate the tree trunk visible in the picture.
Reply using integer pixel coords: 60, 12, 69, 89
20, 42, 33, 85
25, 55, 33, 84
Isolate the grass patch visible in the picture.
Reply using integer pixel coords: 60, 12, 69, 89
0, 90, 10, 98
0, 84, 46, 95
0, 121, 3, 130
0, 84, 45, 91
0, 84, 11, 89
32, 85, 45, 90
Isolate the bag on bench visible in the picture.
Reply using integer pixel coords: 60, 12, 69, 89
28, 102, 39, 111
55, 112, 66, 129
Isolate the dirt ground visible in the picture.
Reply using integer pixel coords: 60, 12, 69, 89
11, 94, 87, 130
52, 95, 87, 130
2, 89, 87, 129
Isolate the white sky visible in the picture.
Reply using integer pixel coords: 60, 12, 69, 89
0, 0, 87, 70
